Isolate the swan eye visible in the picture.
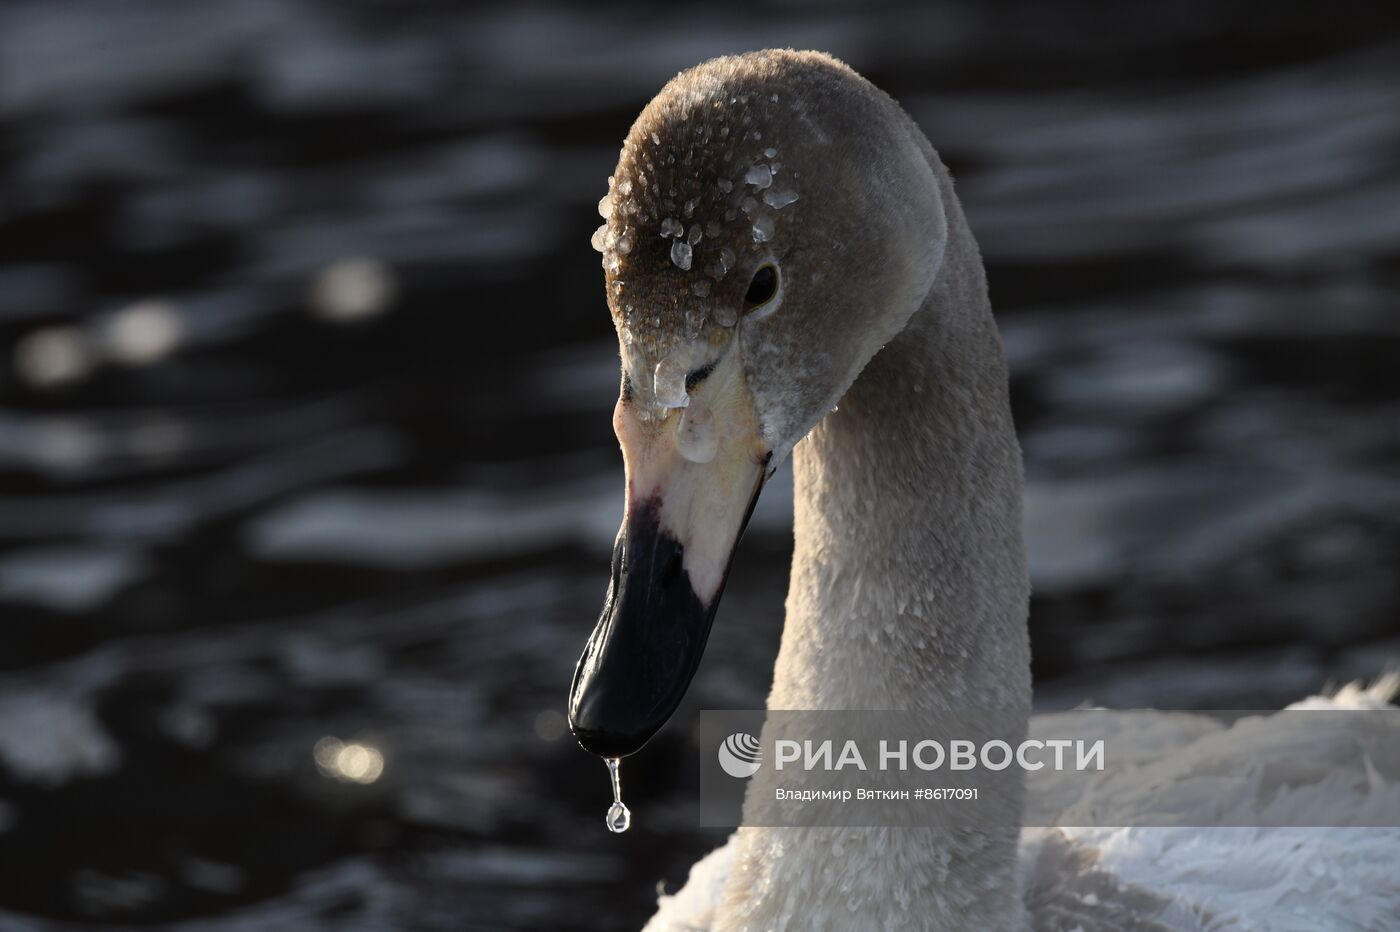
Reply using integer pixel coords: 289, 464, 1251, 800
743, 265, 778, 313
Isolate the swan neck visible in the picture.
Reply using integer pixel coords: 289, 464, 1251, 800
771, 177, 1030, 714
718, 174, 1030, 932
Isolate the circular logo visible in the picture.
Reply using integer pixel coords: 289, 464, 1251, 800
718, 732, 762, 778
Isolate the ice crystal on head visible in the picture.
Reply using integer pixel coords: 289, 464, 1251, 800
616, 233, 633, 254
692, 279, 711, 298
713, 305, 738, 327
684, 306, 707, 336
719, 246, 736, 272
717, 178, 733, 194
604, 253, 621, 274
683, 197, 698, 217
745, 165, 772, 189
752, 213, 774, 243
618, 179, 633, 196
670, 239, 693, 270
764, 147, 777, 159
653, 355, 689, 408
706, 220, 722, 238
591, 224, 609, 252
741, 196, 758, 216
763, 188, 798, 209
687, 224, 702, 245
660, 217, 684, 238
651, 132, 660, 145
598, 193, 613, 218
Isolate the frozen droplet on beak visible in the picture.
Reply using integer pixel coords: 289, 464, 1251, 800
676, 404, 717, 464
654, 354, 690, 409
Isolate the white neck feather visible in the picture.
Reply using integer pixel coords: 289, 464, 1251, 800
716, 180, 1032, 930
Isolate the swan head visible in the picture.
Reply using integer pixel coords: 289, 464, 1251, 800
569, 50, 948, 759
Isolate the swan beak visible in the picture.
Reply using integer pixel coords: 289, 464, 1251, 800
569, 354, 767, 759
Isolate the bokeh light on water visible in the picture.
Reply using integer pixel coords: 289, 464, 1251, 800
309, 257, 396, 323
13, 326, 94, 389
313, 737, 386, 785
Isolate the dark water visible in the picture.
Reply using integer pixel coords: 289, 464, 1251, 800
1, 1, 1398, 928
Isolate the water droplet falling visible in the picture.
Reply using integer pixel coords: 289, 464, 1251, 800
605, 757, 631, 833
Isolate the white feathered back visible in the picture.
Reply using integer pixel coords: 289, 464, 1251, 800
649, 677, 1400, 932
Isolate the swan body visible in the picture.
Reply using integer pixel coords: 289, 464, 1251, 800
648, 677, 1400, 932
566, 50, 1400, 931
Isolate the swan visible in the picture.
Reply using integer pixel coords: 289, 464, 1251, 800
567, 50, 1400, 930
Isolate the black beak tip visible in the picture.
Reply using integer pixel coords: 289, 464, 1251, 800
566, 509, 716, 762
566, 614, 694, 759
567, 474, 764, 765
567, 704, 655, 760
